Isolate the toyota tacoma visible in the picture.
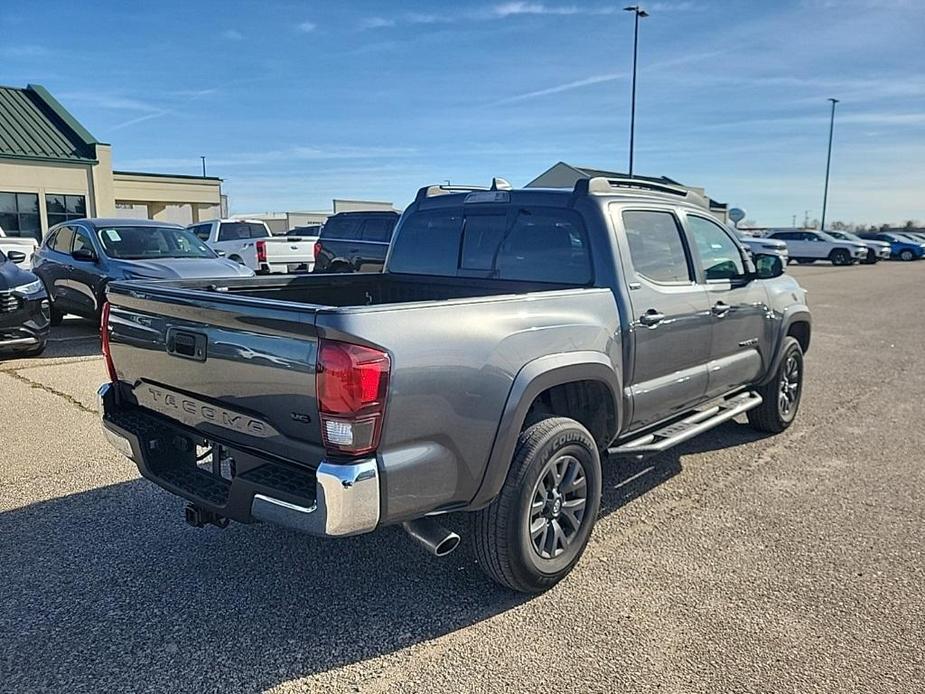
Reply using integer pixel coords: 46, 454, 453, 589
98, 177, 811, 592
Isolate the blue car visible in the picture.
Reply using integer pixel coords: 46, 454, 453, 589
858, 232, 925, 262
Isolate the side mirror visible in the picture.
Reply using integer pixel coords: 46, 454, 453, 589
72, 247, 98, 263
6, 250, 27, 264
753, 253, 784, 279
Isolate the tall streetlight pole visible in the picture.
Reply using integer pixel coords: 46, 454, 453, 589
624, 5, 648, 177
201, 155, 207, 177
820, 98, 839, 232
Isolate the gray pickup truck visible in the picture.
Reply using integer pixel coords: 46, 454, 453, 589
98, 177, 811, 592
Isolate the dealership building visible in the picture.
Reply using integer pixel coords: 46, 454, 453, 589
0, 84, 224, 240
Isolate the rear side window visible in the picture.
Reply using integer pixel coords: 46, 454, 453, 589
360, 217, 395, 243
389, 206, 592, 284
191, 224, 212, 241
622, 210, 691, 283
321, 216, 361, 240
50, 226, 75, 253
218, 222, 268, 241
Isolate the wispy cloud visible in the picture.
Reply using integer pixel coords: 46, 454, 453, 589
221, 29, 243, 40
296, 21, 317, 33
358, 2, 701, 30
492, 72, 626, 105
110, 111, 171, 131
359, 17, 396, 30
0, 45, 50, 58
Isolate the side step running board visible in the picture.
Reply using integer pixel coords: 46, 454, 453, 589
607, 391, 763, 458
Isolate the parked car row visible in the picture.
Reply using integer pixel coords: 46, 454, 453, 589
755, 229, 925, 265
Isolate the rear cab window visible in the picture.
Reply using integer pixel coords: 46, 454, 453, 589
218, 222, 268, 241
388, 204, 592, 284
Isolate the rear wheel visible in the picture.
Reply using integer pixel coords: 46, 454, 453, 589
829, 249, 851, 266
861, 251, 877, 265
748, 337, 804, 434
471, 416, 602, 593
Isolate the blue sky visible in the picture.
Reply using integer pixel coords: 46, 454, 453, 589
1, 0, 923, 225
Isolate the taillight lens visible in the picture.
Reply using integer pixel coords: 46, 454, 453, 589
100, 301, 117, 382
313, 240, 322, 260
256, 239, 267, 262
317, 339, 390, 456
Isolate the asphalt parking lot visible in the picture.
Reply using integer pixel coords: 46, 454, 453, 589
1, 263, 923, 694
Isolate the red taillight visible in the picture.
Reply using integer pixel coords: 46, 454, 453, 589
256, 239, 267, 262
317, 339, 390, 455
100, 301, 117, 382
313, 240, 323, 260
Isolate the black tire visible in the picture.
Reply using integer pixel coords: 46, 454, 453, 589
861, 252, 877, 265
748, 336, 804, 434
900, 249, 915, 261
49, 306, 64, 326
471, 416, 602, 593
829, 249, 851, 266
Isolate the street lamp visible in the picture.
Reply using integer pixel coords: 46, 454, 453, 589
201, 155, 207, 177
624, 5, 648, 177
820, 98, 839, 232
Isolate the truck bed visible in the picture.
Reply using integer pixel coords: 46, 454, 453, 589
139, 272, 581, 309
103, 271, 618, 524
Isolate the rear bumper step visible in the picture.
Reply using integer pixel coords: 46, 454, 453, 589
97, 383, 380, 537
608, 391, 763, 458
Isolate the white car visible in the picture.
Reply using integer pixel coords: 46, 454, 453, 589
186, 219, 317, 274
827, 230, 890, 264
736, 232, 789, 263
767, 229, 867, 266
0, 227, 39, 267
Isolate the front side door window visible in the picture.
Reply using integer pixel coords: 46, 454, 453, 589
686, 215, 746, 281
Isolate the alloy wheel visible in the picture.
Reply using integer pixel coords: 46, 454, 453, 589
528, 454, 588, 559
778, 353, 801, 418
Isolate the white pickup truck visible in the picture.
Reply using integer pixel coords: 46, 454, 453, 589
186, 219, 317, 274
0, 228, 39, 267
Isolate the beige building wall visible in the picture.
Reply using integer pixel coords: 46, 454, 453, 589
0, 159, 94, 232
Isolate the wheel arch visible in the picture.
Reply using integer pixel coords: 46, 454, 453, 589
758, 309, 811, 385
469, 351, 622, 509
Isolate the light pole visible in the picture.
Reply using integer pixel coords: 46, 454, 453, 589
820, 98, 839, 232
624, 5, 648, 177
201, 156, 207, 177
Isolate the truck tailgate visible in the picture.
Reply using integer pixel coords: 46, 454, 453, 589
264, 237, 317, 265
105, 281, 325, 463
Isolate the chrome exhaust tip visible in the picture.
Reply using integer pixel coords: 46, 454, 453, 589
402, 518, 461, 557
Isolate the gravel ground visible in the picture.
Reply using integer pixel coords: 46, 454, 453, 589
0, 263, 923, 693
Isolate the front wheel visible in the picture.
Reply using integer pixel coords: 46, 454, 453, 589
748, 337, 804, 434
830, 249, 851, 266
900, 249, 915, 261
471, 416, 602, 593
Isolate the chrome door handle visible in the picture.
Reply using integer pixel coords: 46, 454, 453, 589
639, 309, 665, 327
712, 302, 731, 317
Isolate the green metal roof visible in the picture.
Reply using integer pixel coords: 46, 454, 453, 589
0, 84, 99, 164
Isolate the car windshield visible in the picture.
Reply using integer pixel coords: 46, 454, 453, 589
829, 231, 861, 241
97, 226, 217, 260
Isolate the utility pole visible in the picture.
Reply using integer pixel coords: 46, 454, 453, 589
792, 214, 797, 228
624, 6, 648, 177
820, 98, 839, 232
201, 156, 207, 177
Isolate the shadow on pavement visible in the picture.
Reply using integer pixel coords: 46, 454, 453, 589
0, 420, 768, 691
